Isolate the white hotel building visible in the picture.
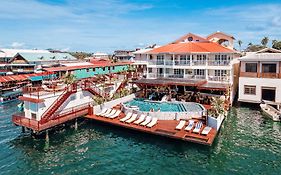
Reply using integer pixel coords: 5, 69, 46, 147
133, 32, 240, 104
238, 48, 281, 104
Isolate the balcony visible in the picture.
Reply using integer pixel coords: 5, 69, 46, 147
260, 73, 279, 78
192, 61, 206, 66
208, 61, 230, 66
240, 72, 258, 78
208, 76, 228, 82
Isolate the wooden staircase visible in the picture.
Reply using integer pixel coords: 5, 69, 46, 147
82, 80, 105, 97
40, 83, 77, 124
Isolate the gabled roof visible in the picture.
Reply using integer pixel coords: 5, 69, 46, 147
0, 49, 50, 58
147, 42, 235, 54
239, 48, 281, 61
207, 31, 235, 40
171, 33, 209, 44
11, 52, 77, 63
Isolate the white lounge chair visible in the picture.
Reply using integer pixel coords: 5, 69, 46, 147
125, 114, 138, 123
146, 117, 158, 128
193, 121, 203, 133
184, 120, 195, 131
120, 112, 132, 122
176, 120, 186, 130
96, 108, 108, 116
104, 109, 117, 118
108, 110, 121, 119
133, 114, 146, 124
201, 126, 212, 135
140, 116, 152, 126
100, 109, 112, 117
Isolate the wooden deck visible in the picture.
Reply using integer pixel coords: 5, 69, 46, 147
12, 105, 92, 132
85, 113, 217, 146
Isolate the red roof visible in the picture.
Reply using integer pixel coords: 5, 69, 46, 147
147, 42, 234, 54
0, 72, 54, 83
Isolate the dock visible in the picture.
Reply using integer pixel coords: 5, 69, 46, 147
85, 113, 217, 146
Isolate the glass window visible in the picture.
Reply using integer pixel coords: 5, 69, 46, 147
245, 63, 257, 72
262, 64, 276, 73
148, 68, 152, 73
244, 85, 256, 95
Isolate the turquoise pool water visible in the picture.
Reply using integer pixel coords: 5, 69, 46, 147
125, 98, 204, 112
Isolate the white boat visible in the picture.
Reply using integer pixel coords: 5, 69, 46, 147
260, 103, 281, 122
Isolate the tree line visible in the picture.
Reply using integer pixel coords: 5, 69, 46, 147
237, 37, 281, 52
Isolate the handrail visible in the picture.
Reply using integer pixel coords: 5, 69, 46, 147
40, 83, 77, 123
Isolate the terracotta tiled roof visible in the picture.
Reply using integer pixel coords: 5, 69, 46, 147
147, 42, 234, 54
0, 72, 54, 83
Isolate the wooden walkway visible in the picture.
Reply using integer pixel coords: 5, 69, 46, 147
85, 113, 217, 146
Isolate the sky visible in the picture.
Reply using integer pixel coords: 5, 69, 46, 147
0, 0, 281, 53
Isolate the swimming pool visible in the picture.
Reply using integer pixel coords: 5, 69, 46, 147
125, 98, 204, 112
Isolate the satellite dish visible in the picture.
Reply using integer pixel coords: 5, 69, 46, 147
188, 37, 193, 42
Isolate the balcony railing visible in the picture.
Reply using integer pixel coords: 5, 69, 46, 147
240, 72, 281, 78
208, 76, 228, 82
260, 73, 279, 78
147, 73, 206, 80
192, 61, 206, 66
208, 61, 230, 66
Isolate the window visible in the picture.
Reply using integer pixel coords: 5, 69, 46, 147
31, 113, 36, 120
244, 85, 256, 95
195, 69, 205, 75
148, 68, 152, 73
86, 68, 89, 72
93, 68, 96, 72
262, 64, 276, 73
215, 70, 227, 76
245, 63, 257, 72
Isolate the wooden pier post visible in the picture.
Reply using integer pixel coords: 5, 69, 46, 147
21, 126, 26, 133
74, 119, 78, 130
45, 130, 49, 142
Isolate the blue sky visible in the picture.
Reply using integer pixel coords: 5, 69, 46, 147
0, 0, 281, 53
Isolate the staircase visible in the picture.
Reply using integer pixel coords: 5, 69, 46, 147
40, 83, 77, 124
82, 80, 105, 97
115, 79, 128, 93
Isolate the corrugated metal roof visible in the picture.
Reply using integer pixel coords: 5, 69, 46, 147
15, 52, 77, 62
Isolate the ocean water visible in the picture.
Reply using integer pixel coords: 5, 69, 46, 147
0, 101, 281, 175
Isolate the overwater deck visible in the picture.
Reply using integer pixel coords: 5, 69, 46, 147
85, 113, 217, 146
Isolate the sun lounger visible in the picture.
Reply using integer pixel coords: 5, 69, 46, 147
201, 126, 212, 135
120, 112, 132, 122
140, 116, 152, 126
100, 109, 112, 117
192, 121, 203, 133
133, 114, 146, 124
104, 109, 117, 118
184, 120, 195, 131
125, 114, 138, 123
146, 117, 158, 128
176, 120, 186, 130
96, 108, 108, 116
108, 110, 121, 119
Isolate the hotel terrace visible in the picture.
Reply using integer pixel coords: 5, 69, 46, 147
133, 32, 240, 105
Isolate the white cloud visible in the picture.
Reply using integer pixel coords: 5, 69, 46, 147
11, 42, 25, 49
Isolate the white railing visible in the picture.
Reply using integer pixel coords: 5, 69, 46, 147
192, 60, 206, 66
208, 76, 228, 82
208, 61, 230, 66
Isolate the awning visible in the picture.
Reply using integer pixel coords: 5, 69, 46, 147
198, 82, 229, 91
1, 90, 22, 97
18, 96, 44, 103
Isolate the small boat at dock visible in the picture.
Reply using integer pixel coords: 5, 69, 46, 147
260, 103, 281, 122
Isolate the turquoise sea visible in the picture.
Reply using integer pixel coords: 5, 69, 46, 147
0, 101, 281, 175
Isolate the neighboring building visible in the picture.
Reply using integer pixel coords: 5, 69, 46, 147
93, 52, 109, 59
113, 50, 134, 61
134, 32, 239, 104
238, 48, 281, 104
8, 52, 77, 74
0, 49, 50, 63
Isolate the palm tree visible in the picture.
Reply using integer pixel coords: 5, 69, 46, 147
63, 73, 76, 85
261, 37, 269, 47
238, 40, 242, 51
248, 42, 253, 47
272, 39, 278, 46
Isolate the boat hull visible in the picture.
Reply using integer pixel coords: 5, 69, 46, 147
260, 104, 281, 122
